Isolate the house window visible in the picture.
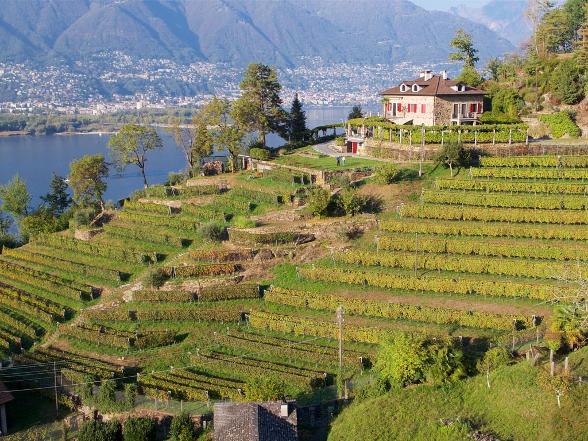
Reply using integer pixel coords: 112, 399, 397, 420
421, 104, 426, 113
411, 104, 417, 113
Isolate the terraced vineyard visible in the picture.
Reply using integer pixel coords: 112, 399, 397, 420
264, 155, 588, 354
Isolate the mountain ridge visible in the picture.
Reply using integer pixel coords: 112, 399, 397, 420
0, 0, 514, 67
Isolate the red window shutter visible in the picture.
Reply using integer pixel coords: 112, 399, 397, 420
407, 104, 410, 113
470, 103, 475, 113
398, 103, 402, 112
413, 104, 417, 113
421, 104, 426, 113
478, 102, 483, 113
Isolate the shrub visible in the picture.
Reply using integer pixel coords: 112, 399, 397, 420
550, 59, 584, 105
96, 380, 117, 410
123, 417, 156, 441
539, 112, 581, 138
166, 172, 186, 186
199, 221, 227, 241
77, 420, 121, 441
70, 206, 98, 228
374, 163, 399, 184
169, 413, 197, 441
249, 147, 272, 161
143, 268, 168, 289
232, 215, 257, 228
124, 383, 138, 407
479, 112, 521, 124
306, 188, 332, 217
335, 136, 346, 146
490, 88, 525, 116
244, 376, 287, 401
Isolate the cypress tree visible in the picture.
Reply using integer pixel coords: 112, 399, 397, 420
289, 93, 307, 142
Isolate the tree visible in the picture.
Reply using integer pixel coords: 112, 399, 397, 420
538, 368, 572, 408
19, 209, 62, 241
376, 334, 429, 387
348, 105, 364, 120
0, 174, 30, 219
575, 3, 588, 69
167, 98, 226, 174
550, 59, 584, 104
232, 63, 287, 147
424, 341, 466, 386
169, 413, 196, 441
77, 420, 120, 441
108, 124, 163, 188
436, 142, 470, 177
244, 376, 287, 401
485, 58, 502, 82
449, 29, 479, 68
289, 93, 307, 142
477, 347, 511, 389
457, 65, 483, 88
68, 155, 109, 210
40, 173, 72, 215
123, 417, 156, 441
537, 8, 576, 54
526, 0, 555, 56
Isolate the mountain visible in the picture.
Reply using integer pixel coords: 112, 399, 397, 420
0, 0, 514, 66
449, 0, 532, 48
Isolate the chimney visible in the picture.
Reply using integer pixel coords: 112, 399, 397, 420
442, 71, 448, 80
280, 403, 289, 417
420, 70, 433, 81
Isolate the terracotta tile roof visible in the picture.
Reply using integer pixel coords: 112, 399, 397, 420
380, 74, 485, 96
0, 382, 13, 406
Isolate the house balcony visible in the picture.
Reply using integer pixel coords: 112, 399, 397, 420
451, 112, 481, 125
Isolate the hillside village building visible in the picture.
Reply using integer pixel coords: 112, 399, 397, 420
380, 70, 486, 126
344, 70, 486, 154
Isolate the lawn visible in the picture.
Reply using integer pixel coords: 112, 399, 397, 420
274, 152, 381, 171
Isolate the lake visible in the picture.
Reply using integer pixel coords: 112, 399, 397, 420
0, 106, 371, 206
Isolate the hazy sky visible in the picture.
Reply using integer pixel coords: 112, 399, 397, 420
411, 0, 490, 10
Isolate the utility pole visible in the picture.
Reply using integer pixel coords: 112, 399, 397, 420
336, 306, 344, 372
53, 361, 59, 417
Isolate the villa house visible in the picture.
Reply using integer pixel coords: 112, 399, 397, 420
380, 70, 486, 126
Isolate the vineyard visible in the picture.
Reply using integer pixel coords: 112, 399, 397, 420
2, 156, 585, 428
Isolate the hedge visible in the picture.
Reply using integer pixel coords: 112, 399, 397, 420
336, 249, 579, 280
379, 233, 588, 261
400, 204, 588, 224
380, 218, 588, 241
267, 286, 534, 330
435, 178, 588, 195
422, 190, 588, 210
479, 155, 588, 168
539, 112, 581, 138
190, 248, 255, 262
299, 266, 569, 300
470, 167, 588, 180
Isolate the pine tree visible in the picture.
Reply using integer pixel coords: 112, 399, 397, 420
574, 3, 588, 70
289, 93, 307, 142
41, 173, 72, 216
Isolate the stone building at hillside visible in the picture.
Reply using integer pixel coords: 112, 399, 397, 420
380, 70, 486, 126
213, 401, 298, 441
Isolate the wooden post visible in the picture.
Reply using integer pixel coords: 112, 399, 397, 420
336, 306, 344, 375
493, 128, 496, 146
509, 128, 513, 145
564, 357, 569, 373
54, 361, 59, 417
441, 130, 444, 147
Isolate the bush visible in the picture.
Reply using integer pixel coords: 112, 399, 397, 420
479, 112, 521, 124
335, 136, 346, 146
306, 188, 332, 217
249, 147, 272, 161
70, 206, 98, 228
143, 268, 168, 289
232, 215, 257, 228
244, 376, 287, 401
198, 221, 227, 241
550, 59, 584, 105
123, 417, 156, 441
78, 420, 121, 441
375, 163, 400, 184
169, 413, 196, 441
539, 112, 581, 138
490, 88, 525, 116
96, 380, 117, 410
167, 172, 186, 186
